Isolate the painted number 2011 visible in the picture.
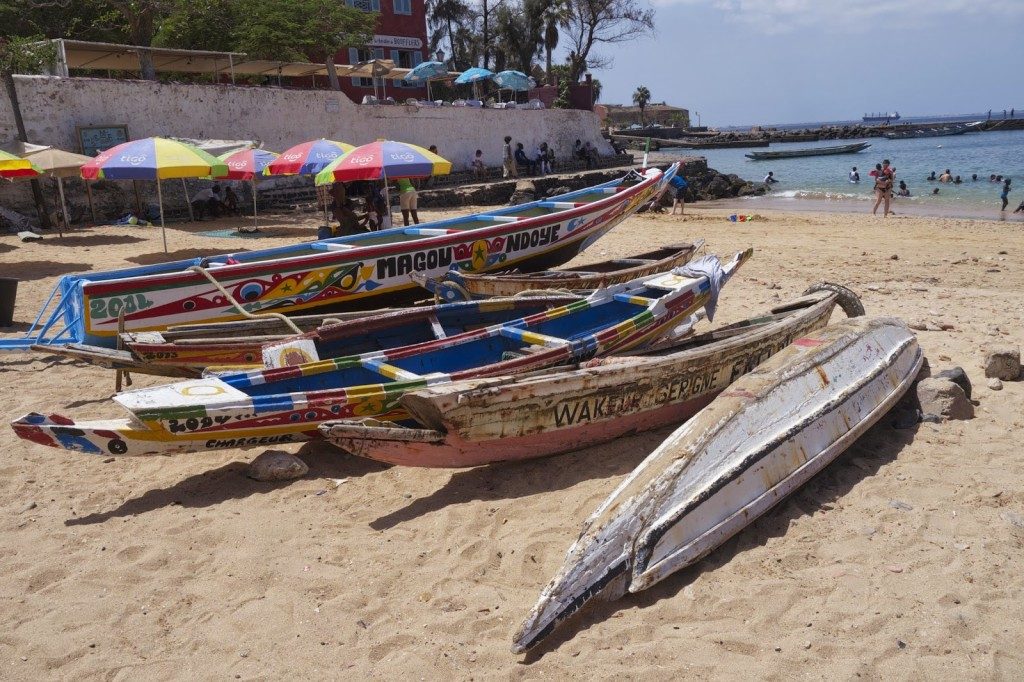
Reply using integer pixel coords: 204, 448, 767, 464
89, 294, 154, 320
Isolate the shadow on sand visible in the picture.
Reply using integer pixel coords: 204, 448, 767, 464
369, 426, 675, 532
126, 247, 239, 266
45, 233, 146, 248
521, 417, 919, 660
1, 260, 94, 281
65, 441, 389, 526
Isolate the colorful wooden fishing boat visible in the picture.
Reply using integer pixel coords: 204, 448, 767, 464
416, 241, 702, 301
319, 285, 852, 467
41, 295, 579, 378
2, 165, 677, 351
12, 250, 748, 458
512, 316, 922, 653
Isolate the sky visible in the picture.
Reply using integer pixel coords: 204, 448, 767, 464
578, 0, 1024, 126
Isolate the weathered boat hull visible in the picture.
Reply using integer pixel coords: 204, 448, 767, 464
512, 317, 922, 653
6, 166, 674, 351
419, 242, 702, 301
744, 142, 870, 160
321, 289, 840, 467
12, 255, 746, 458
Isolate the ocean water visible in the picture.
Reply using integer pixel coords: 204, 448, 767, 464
672, 129, 1024, 218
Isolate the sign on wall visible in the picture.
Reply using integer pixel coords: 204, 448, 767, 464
370, 35, 423, 49
77, 125, 130, 157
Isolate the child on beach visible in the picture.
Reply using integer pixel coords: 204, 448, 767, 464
1000, 178, 1012, 211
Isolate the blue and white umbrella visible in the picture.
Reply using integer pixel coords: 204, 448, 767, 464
403, 61, 448, 84
454, 67, 494, 84
492, 70, 531, 91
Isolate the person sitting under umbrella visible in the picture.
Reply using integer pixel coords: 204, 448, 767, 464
191, 185, 223, 220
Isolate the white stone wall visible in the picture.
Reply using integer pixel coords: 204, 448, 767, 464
0, 75, 613, 169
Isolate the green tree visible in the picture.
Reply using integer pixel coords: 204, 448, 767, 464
0, 35, 55, 228
105, 0, 176, 79
234, 0, 377, 90
427, 0, 473, 68
493, 0, 543, 74
632, 85, 650, 126
155, 0, 241, 53
541, 0, 569, 84
563, 0, 655, 82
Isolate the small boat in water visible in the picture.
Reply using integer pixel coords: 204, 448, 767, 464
745, 142, 870, 161
320, 284, 860, 468
512, 316, 921, 653
415, 242, 703, 302
12, 251, 749, 458
883, 121, 982, 139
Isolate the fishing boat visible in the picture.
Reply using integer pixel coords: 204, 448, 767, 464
41, 295, 580, 378
744, 142, 870, 161
319, 284, 860, 467
12, 251, 749, 458
883, 121, 982, 140
511, 316, 922, 653
1, 165, 677, 351
414, 242, 702, 302
863, 112, 900, 123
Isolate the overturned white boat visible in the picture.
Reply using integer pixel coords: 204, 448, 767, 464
513, 316, 922, 653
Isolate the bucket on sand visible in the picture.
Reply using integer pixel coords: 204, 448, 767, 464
0, 278, 17, 327
316, 225, 334, 240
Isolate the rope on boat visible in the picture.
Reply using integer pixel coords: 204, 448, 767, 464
187, 265, 303, 335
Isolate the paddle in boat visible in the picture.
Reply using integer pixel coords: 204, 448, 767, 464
415, 241, 702, 302
12, 250, 749, 458
319, 283, 862, 467
2, 165, 677, 351
41, 295, 580, 378
512, 316, 922, 653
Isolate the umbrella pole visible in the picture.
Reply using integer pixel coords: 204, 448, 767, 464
86, 181, 97, 223
157, 180, 168, 254
251, 179, 259, 231
55, 176, 67, 237
182, 179, 195, 222
382, 169, 392, 228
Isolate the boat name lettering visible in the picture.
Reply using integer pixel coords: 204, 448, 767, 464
504, 225, 560, 253
727, 333, 801, 383
167, 415, 233, 433
204, 434, 296, 449
376, 247, 453, 279
90, 294, 155, 320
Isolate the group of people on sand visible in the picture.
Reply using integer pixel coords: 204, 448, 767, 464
189, 184, 240, 220
324, 178, 424, 238
501, 136, 562, 178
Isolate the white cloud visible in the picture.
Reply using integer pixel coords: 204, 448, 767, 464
651, 0, 1024, 33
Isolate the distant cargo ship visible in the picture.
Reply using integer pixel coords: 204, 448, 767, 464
863, 111, 901, 124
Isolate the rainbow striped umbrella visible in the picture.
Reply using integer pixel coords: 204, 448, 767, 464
215, 148, 279, 180
264, 139, 355, 177
80, 137, 228, 253
214, 148, 280, 232
0, 149, 42, 179
314, 140, 452, 185
80, 137, 227, 180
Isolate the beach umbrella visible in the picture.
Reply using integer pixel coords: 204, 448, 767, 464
403, 61, 448, 101
23, 147, 94, 237
314, 140, 452, 227
0, 149, 43, 179
492, 70, 531, 91
81, 137, 228, 253
265, 139, 355, 225
454, 67, 494, 84
214, 148, 279, 232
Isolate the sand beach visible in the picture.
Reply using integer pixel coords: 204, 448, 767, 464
1, 205, 1023, 678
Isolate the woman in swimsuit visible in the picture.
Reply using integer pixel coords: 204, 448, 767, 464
872, 163, 893, 216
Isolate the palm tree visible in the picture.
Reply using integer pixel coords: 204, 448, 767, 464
632, 85, 651, 127
428, 0, 472, 68
541, 0, 569, 85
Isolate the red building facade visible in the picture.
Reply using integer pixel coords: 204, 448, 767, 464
336, 0, 430, 102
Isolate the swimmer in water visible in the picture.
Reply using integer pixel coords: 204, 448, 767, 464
849, 166, 860, 183
897, 180, 910, 197
927, 171, 937, 181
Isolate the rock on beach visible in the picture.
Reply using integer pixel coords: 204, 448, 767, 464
916, 378, 974, 421
982, 346, 1020, 381
247, 451, 309, 482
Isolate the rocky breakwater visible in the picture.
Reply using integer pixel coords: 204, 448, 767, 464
419, 158, 763, 209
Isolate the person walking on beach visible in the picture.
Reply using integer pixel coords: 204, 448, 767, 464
502, 136, 517, 179
1000, 178, 1012, 211
871, 163, 893, 216
396, 177, 419, 226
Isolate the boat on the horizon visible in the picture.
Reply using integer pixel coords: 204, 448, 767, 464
883, 121, 983, 140
745, 142, 870, 161
863, 111, 900, 124
1, 165, 677, 351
